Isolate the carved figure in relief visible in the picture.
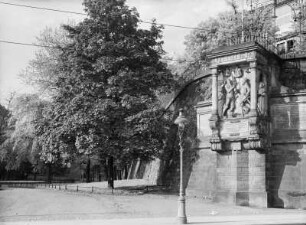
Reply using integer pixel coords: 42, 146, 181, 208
218, 88, 225, 117
232, 66, 243, 78
217, 69, 227, 116
258, 82, 267, 115
225, 68, 231, 77
219, 66, 251, 117
222, 77, 236, 117
238, 77, 251, 116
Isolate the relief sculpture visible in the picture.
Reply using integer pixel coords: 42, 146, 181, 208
237, 77, 250, 116
257, 81, 267, 116
219, 66, 250, 118
222, 77, 236, 117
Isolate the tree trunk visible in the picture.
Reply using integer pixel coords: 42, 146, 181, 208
47, 164, 52, 183
124, 165, 129, 179
86, 157, 91, 183
104, 165, 108, 181
107, 156, 114, 189
114, 165, 117, 180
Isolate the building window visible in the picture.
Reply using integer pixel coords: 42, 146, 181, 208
277, 42, 286, 54
287, 40, 295, 52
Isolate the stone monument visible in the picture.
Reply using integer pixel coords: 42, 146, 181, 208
184, 41, 306, 209
207, 42, 279, 207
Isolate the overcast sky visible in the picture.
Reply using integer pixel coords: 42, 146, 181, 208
0, 0, 232, 105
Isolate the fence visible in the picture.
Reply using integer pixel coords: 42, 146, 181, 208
279, 50, 306, 59
0, 181, 45, 188
0, 181, 157, 195
224, 33, 279, 55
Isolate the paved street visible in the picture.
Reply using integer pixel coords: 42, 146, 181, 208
2, 214, 306, 225
0, 188, 305, 225
2, 215, 306, 225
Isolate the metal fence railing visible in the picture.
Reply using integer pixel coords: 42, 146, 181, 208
279, 50, 306, 59
1, 181, 160, 196
224, 34, 279, 55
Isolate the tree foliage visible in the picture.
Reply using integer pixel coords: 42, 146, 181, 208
0, 104, 9, 145
0, 94, 45, 178
171, 4, 278, 83
33, 0, 174, 169
21, 27, 72, 98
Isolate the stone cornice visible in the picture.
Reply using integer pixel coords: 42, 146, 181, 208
209, 42, 261, 58
196, 101, 212, 108
208, 42, 272, 59
208, 42, 282, 67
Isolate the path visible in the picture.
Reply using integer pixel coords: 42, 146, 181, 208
0, 188, 305, 224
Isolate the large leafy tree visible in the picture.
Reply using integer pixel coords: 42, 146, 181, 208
35, 0, 174, 186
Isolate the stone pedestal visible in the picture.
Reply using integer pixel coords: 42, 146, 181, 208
214, 149, 267, 207
248, 150, 267, 207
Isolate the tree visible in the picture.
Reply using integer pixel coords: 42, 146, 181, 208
20, 26, 72, 98
0, 104, 10, 179
171, 3, 278, 83
0, 94, 46, 180
0, 104, 9, 145
34, 0, 174, 187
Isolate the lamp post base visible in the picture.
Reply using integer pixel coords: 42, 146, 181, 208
178, 216, 187, 224
178, 195, 187, 224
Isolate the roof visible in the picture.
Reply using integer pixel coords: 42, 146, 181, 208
275, 0, 295, 7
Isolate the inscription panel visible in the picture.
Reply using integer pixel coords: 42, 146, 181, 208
198, 113, 212, 139
211, 52, 255, 66
220, 119, 249, 139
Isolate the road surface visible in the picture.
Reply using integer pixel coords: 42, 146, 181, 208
0, 188, 305, 224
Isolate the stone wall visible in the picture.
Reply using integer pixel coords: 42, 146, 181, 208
186, 148, 217, 198
142, 159, 161, 185
186, 101, 217, 198
268, 92, 306, 209
135, 47, 306, 209
157, 75, 212, 191
183, 43, 306, 209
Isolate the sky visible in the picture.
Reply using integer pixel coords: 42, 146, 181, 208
0, 0, 232, 105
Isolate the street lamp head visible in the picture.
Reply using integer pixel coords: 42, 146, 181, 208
174, 109, 189, 128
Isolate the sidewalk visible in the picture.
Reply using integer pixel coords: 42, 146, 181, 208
1, 183, 305, 225
2, 213, 306, 225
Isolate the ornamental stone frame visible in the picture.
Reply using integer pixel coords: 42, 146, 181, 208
208, 43, 273, 152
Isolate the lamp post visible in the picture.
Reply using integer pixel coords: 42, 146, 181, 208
174, 109, 189, 224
